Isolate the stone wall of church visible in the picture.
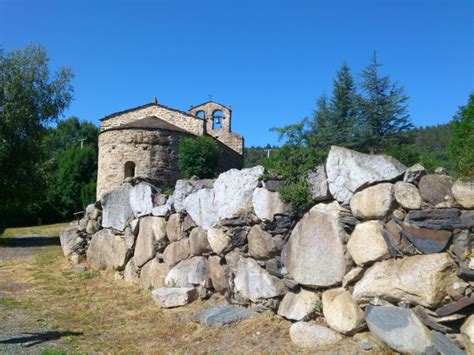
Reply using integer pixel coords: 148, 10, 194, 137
97, 128, 244, 199
207, 130, 244, 155
97, 128, 192, 199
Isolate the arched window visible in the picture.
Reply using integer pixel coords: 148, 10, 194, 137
196, 110, 205, 119
212, 110, 223, 130
124, 161, 136, 179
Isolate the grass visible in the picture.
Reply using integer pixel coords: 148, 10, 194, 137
1, 222, 71, 238
0, 224, 386, 353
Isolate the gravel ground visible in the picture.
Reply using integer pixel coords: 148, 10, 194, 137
0, 234, 67, 354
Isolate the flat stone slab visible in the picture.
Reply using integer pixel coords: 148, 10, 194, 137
193, 305, 254, 327
365, 306, 433, 353
401, 224, 452, 254
435, 295, 474, 317
432, 331, 466, 355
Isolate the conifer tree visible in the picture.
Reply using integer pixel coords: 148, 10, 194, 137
358, 53, 412, 153
309, 64, 358, 151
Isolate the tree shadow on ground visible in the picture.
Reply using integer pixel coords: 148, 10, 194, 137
0, 330, 83, 347
0, 236, 60, 248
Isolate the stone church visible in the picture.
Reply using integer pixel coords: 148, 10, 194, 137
97, 99, 244, 199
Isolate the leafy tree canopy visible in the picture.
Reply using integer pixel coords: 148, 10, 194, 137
178, 136, 221, 179
449, 92, 474, 177
0, 44, 73, 228
48, 145, 97, 217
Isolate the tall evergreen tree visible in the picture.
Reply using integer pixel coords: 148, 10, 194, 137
329, 63, 358, 147
309, 64, 358, 151
358, 53, 412, 153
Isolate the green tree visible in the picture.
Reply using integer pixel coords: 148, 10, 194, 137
449, 92, 474, 177
0, 44, 73, 229
49, 145, 97, 217
358, 53, 413, 153
44, 116, 98, 154
309, 64, 359, 152
178, 136, 220, 179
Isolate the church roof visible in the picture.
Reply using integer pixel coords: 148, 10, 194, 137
100, 116, 194, 135
100, 102, 200, 121
190, 100, 232, 111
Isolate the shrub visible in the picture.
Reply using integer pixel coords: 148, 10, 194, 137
261, 145, 322, 210
178, 136, 220, 179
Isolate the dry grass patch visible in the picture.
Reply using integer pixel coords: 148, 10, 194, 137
0, 226, 387, 353
2, 222, 71, 238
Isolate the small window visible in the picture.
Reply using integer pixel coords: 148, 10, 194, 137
124, 161, 135, 179
212, 110, 223, 130
196, 110, 205, 119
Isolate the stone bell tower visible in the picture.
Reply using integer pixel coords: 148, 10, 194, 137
188, 100, 243, 155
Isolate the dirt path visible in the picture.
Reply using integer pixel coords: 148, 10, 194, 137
0, 231, 384, 354
0, 234, 71, 354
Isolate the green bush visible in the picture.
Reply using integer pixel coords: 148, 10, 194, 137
449, 93, 474, 177
261, 145, 322, 210
178, 136, 220, 179
81, 181, 96, 209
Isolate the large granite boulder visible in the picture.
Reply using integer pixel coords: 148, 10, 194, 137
252, 188, 291, 221
322, 288, 365, 335
452, 180, 474, 209
87, 229, 130, 270
184, 188, 217, 230
207, 228, 232, 255
163, 239, 190, 267
419, 174, 456, 208
350, 183, 395, 220
59, 227, 79, 259
248, 225, 280, 260
353, 253, 459, 307
365, 306, 432, 353
347, 221, 389, 266
285, 201, 348, 287
208, 255, 231, 292
165, 256, 209, 287
234, 257, 287, 302
129, 182, 154, 218
394, 181, 422, 210
307, 164, 331, 201
326, 146, 406, 204
166, 213, 184, 242
213, 166, 264, 221
134, 216, 167, 267
140, 258, 169, 290
277, 288, 320, 321
172, 178, 214, 213
290, 322, 342, 348
152, 287, 198, 308
101, 184, 133, 231
123, 258, 140, 284
189, 227, 211, 255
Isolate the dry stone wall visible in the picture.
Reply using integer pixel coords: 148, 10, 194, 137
61, 145, 474, 353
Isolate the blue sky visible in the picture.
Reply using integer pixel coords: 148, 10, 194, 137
1, 0, 473, 146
